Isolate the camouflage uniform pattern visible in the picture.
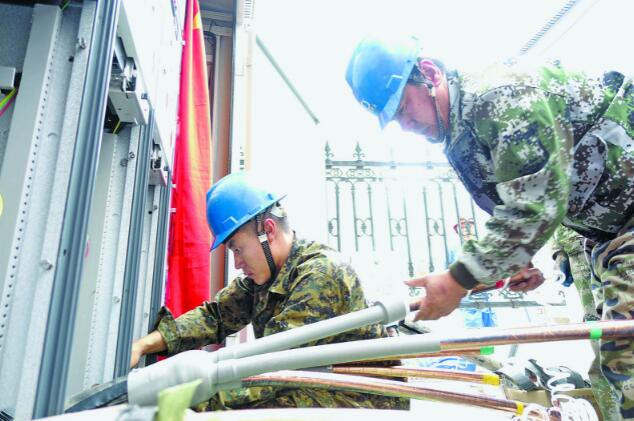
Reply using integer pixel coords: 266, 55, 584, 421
591, 218, 634, 419
441, 63, 634, 419
155, 237, 408, 411
552, 225, 620, 420
552, 225, 599, 320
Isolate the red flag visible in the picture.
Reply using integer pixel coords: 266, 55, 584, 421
166, 0, 212, 317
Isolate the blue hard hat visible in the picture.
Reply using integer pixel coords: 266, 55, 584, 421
206, 172, 286, 250
345, 35, 421, 128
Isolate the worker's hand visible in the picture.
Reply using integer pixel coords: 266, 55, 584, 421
129, 331, 166, 369
130, 340, 144, 369
405, 270, 468, 321
508, 265, 545, 293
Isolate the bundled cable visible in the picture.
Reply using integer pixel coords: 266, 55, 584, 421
0, 88, 17, 118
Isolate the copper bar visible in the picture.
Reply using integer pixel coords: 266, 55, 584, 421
333, 366, 500, 385
353, 348, 482, 363
241, 370, 521, 414
440, 320, 634, 351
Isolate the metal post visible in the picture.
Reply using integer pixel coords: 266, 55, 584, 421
334, 182, 341, 251
435, 182, 449, 267
451, 182, 463, 245
366, 182, 376, 251
145, 171, 171, 366
114, 111, 153, 377
402, 197, 414, 278
385, 185, 395, 252
350, 182, 359, 251
33, 0, 121, 416
469, 198, 480, 240
422, 186, 434, 273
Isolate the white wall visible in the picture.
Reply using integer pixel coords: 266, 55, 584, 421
249, 37, 328, 245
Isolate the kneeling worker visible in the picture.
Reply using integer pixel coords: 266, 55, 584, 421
130, 171, 408, 410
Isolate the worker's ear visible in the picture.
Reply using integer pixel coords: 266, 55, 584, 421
262, 218, 277, 242
418, 59, 443, 87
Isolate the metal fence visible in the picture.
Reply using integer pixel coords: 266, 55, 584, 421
325, 141, 485, 278
324, 141, 566, 312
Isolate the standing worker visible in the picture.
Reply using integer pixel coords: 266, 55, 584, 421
552, 225, 620, 419
345, 34, 634, 418
130, 171, 407, 411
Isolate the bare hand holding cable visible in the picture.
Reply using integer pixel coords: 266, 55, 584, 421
405, 270, 468, 320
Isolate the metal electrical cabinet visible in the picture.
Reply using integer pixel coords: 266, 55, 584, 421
0, 1, 186, 418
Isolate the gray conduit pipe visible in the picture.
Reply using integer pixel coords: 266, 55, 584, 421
128, 299, 409, 405
129, 318, 634, 407
128, 328, 442, 406
215, 299, 408, 361
214, 334, 443, 391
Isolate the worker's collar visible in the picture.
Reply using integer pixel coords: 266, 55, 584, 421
446, 72, 461, 144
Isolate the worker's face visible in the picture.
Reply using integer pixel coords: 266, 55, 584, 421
393, 60, 447, 143
394, 83, 440, 140
227, 222, 271, 285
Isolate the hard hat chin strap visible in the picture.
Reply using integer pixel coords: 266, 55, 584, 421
426, 82, 447, 143
255, 213, 277, 281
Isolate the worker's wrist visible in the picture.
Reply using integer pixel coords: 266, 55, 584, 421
448, 261, 479, 290
138, 330, 166, 355
134, 337, 151, 357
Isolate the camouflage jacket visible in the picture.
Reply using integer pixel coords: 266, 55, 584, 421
552, 225, 585, 260
445, 64, 634, 288
155, 237, 408, 410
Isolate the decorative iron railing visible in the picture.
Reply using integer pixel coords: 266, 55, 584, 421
325, 141, 482, 278
324, 141, 566, 312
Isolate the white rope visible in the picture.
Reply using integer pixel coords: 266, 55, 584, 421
510, 367, 599, 421
545, 366, 598, 421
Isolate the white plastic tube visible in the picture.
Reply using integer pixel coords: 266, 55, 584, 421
128, 300, 408, 406
129, 319, 634, 407
214, 299, 408, 361
128, 350, 219, 407
128, 332, 443, 407
215, 334, 442, 387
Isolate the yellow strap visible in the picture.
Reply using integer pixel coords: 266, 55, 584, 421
481, 372, 500, 386
515, 401, 524, 415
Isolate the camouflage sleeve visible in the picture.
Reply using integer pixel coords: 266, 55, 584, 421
155, 277, 254, 355
450, 86, 573, 287
553, 224, 586, 258
551, 225, 567, 261
263, 269, 347, 346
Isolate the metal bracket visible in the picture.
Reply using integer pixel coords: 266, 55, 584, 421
0, 66, 16, 90
148, 145, 166, 186
108, 57, 149, 125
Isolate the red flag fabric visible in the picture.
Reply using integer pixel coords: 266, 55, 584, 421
166, 0, 212, 317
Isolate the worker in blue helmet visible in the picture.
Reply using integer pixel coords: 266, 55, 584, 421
346, 34, 634, 419
130, 172, 408, 411
206, 171, 288, 283
345, 34, 451, 143
345, 34, 545, 315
